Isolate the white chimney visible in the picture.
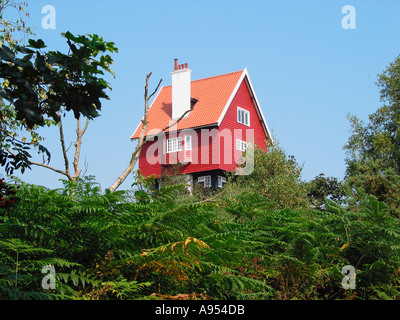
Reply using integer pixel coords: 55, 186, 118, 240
171, 59, 191, 119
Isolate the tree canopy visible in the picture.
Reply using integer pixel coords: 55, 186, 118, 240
344, 55, 400, 215
0, 30, 118, 174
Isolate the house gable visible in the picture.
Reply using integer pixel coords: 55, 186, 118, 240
215, 76, 269, 173
217, 69, 272, 145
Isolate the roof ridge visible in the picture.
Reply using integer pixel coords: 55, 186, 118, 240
191, 69, 243, 83
162, 69, 243, 88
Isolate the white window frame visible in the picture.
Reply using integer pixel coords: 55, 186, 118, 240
236, 139, 248, 152
166, 137, 182, 153
237, 107, 250, 126
198, 175, 211, 187
184, 135, 192, 150
217, 176, 226, 188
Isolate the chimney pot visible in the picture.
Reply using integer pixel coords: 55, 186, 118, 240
171, 59, 191, 119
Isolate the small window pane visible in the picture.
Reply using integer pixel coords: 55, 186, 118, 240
218, 176, 226, 188
185, 136, 192, 150
237, 107, 249, 126
167, 139, 172, 153
198, 176, 211, 187
236, 139, 246, 152
166, 137, 183, 153
204, 176, 211, 187
177, 137, 182, 151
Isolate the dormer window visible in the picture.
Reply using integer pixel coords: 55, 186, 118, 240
190, 98, 198, 110
237, 107, 250, 126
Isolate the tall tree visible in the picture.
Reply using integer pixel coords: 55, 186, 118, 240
344, 55, 400, 214
0, 0, 38, 174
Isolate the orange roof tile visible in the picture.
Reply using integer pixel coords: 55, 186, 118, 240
131, 70, 244, 139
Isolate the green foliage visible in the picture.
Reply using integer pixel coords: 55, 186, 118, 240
0, 238, 83, 299
92, 279, 151, 300
325, 195, 400, 299
306, 174, 346, 210
1, 122, 400, 301
0, 176, 19, 209
1, 32, 118, 127
344, 54, 400, 215
0, 1, 34, 46
345, 55, 400, 174
344, 159, 400, 215
3, 177, 134, 264
0, 30, 118, 174
226, 144, 309, 210
1, 169, 400, 300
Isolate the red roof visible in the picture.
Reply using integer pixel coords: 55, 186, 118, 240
131, 70, 244, 139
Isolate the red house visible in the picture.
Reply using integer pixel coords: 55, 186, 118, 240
131, 59, 273, 189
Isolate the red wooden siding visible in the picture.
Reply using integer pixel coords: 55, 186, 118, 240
138, 138, 162, 178
220, 75, 267, 151
218, 77, 268, 171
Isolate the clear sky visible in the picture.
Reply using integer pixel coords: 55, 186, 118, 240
3, 0, 400, 191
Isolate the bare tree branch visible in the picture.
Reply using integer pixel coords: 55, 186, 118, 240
72, 116, 89, 179
59, 117, 71, 177
148, 77, 163, 101
28, 115, 90, 183
28, 159, 73, 180
65, 142, 73, 153
160, 108, 191, 133
81, 155, 89, 179
194, 188, 226, 204
18, 116, 74, 181
7, 147, 73, 180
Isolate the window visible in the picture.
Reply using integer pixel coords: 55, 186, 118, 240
198, 175, 211, 187
166, 137, 182, 153
236, 139, 248, 152
185, 135, 192, 150
237, 107, 250, 126
218, 176, 226, 188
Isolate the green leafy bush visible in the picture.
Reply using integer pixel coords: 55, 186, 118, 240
1, 170, 400, 300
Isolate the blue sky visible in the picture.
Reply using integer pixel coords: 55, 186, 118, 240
4, 0, 400, 191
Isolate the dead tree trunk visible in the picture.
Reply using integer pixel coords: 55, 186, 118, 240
108, 72, 161, 193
